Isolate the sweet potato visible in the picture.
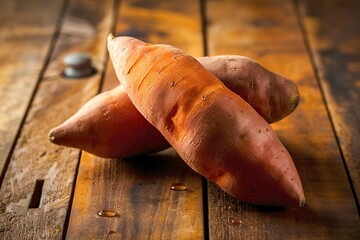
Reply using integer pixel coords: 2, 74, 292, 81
198, 55, 299, 123
49, 85, 168, 158
49, 56, 299, 158
107, 35, 304, 207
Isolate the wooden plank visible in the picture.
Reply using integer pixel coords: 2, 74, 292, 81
101, 55, 118, 92
0, 0, 115, 239
66, 0, 205, 239
205, 0, 360, 239
297, 0, 360, 209
68, 150, 204, 239
0, 0, 64, 184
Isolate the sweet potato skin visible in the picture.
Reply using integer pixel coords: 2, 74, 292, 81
107, 35, 305, 207
49, 55, 299, 158
49, 85, 168, 158
197, 56, 300, 123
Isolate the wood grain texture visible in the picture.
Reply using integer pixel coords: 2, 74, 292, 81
67, 0, 205, 239
67, 150, 204, 239
205, 0, 360, 239
0, 0, 64, 185
0, 0, 114, 239
115, 0, 203, 57
297, 0, 360, 208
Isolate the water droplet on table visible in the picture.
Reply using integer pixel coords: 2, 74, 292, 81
228, 217, 243, 225
97, 210, 119, 217
170, 183, 187, 191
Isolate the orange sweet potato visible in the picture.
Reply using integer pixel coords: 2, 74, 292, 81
198, 55, 299, 123
107, 35, 304, 207
49, 56, 299, 159
49, 85, 167, 158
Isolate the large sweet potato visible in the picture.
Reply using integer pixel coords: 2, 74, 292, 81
106, 35, 305, 207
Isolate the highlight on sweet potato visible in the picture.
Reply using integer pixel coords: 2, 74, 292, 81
107, 35, 305, 207
49, 55, 299, 159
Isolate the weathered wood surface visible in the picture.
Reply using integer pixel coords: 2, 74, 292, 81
298, 0, 360, 208
67, 150, 204, 239
1, 0, 360, 239
66, 0, 205, 239
0, 0, 64, 185
0, 0, 114, 239
205, 0, 360, 239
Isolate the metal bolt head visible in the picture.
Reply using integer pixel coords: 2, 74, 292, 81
63, 52, 95, 78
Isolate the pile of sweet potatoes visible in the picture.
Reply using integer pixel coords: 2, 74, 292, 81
49, 35, 304, 208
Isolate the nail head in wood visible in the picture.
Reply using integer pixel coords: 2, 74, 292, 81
63, 52, 95, 78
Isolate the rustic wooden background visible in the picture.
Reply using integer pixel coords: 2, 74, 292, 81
0, 0, 359, 239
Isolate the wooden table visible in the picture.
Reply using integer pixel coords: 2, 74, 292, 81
1, 0, 359, 239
